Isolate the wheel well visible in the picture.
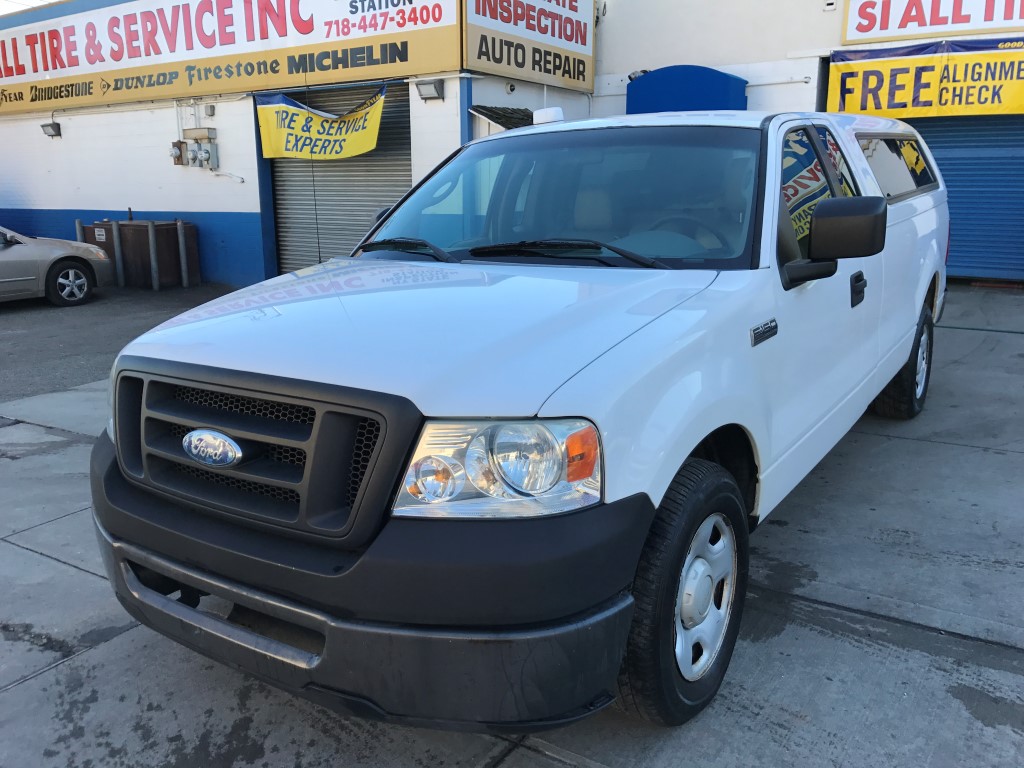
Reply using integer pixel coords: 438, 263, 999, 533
49, 256, 96, 284
689, 425, 758, 529
926, 273, 938, 315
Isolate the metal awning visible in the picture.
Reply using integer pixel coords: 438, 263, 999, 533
469, 106, 535, 130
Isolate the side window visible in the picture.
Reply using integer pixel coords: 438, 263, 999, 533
780, 129, 834, 258
816, 128, 859, 197
896, 139, 936, 188
859, 137, 936, 200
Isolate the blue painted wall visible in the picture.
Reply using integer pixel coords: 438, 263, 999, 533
0, 208, 269, 286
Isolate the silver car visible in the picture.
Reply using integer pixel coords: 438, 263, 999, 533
0, 225, 116, 306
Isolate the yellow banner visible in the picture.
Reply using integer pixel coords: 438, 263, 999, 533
828, 38, 1024, 118
256, 88, 385, 160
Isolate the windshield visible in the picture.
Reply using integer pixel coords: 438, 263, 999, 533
369, 126, 761, 269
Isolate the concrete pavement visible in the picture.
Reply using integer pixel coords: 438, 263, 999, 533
0, 283, 1022, 766
0, 284, 229, 402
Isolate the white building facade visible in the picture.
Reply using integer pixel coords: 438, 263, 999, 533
4, 1, 1023, 282
0, 0, 593, 285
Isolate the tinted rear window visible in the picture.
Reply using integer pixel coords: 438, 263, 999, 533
858, 137, 937, 200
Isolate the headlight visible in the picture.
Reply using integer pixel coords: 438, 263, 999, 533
392, 419, 602, 519
88, 245, 109, 260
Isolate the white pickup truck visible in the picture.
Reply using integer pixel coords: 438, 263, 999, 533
91, 111, 948, 732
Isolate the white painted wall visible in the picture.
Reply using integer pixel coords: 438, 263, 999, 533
0, 96, 262, 214
598, 0, 842, 75
407, 74, 591, 181
408, 74, 465, 184
594, 0, 843, 115
471, 76, 592, 122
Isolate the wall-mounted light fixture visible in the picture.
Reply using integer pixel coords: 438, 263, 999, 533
415, 79, 445, 101
40, 122, 62, 138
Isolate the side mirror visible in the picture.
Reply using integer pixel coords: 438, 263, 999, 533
809, 196, 887, 261
374, 206, 391, 223
0, 233, 16, 247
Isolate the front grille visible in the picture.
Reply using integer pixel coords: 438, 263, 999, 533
116, 372, 388, 539
168, 423, 308, 469
347, 419, 382, 507
174, 385, 316, 425
173, 462, 302, 506
267, 443, 308, 466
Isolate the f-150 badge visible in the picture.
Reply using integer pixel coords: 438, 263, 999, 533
751, 319, 779, 347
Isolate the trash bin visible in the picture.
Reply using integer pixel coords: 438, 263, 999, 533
82, 222, 116, 260
107, 220, 200, 289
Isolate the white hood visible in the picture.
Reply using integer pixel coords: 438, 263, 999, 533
121, 259, 717, 416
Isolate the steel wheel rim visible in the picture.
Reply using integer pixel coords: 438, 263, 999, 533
915, 325, 930, 400
674, 512, 737, 681
57, 268, 88, 301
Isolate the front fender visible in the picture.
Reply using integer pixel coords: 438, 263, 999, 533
539, 273, 772, 515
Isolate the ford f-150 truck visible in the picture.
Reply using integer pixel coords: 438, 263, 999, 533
91, 111, 948, 732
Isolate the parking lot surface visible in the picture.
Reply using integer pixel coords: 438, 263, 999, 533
0, 282, 1022, 767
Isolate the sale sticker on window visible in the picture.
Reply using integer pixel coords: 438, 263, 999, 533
783, 131, 831, 242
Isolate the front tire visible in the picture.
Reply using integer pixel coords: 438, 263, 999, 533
46, 260, 94, 306
617, 459, 749, 726
872, 305, 933, 419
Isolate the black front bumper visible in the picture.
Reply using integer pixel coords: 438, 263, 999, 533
91, 433, 655, 731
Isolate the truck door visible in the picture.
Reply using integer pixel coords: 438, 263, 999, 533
765, 125, 883, 464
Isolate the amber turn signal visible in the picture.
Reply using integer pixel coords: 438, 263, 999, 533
565, 425, 600, 483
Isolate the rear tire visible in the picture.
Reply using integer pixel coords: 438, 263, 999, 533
617, 459, 749, 726
872, 305, 933, 419
46, 260, 94, 306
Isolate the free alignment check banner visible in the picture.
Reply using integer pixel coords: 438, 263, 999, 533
828, 37, 1024, 118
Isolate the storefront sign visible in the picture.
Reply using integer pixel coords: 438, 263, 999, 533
0, 0, 459, 115
827, 38, 1024, 118
255, 87, 385, 159
464, 0, 594, 92
844, 0, 1024, 44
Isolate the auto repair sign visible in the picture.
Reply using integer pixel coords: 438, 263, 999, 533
465, 0, 594, 92
0, 0, 459, 115
845, 0, 1024, 44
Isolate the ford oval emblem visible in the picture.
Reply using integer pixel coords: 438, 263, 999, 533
182, 429, 243, 468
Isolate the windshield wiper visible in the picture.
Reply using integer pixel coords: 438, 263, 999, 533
358, 238, 458, 263
470, 239, 668, 269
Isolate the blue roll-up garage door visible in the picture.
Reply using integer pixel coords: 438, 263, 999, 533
908, 116, 1024, 281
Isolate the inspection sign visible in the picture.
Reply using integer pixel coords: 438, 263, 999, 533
827, 37, 1024, 118
464, 0, 594, 92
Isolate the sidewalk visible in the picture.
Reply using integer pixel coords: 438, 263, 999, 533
1, 283, 1022, 768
